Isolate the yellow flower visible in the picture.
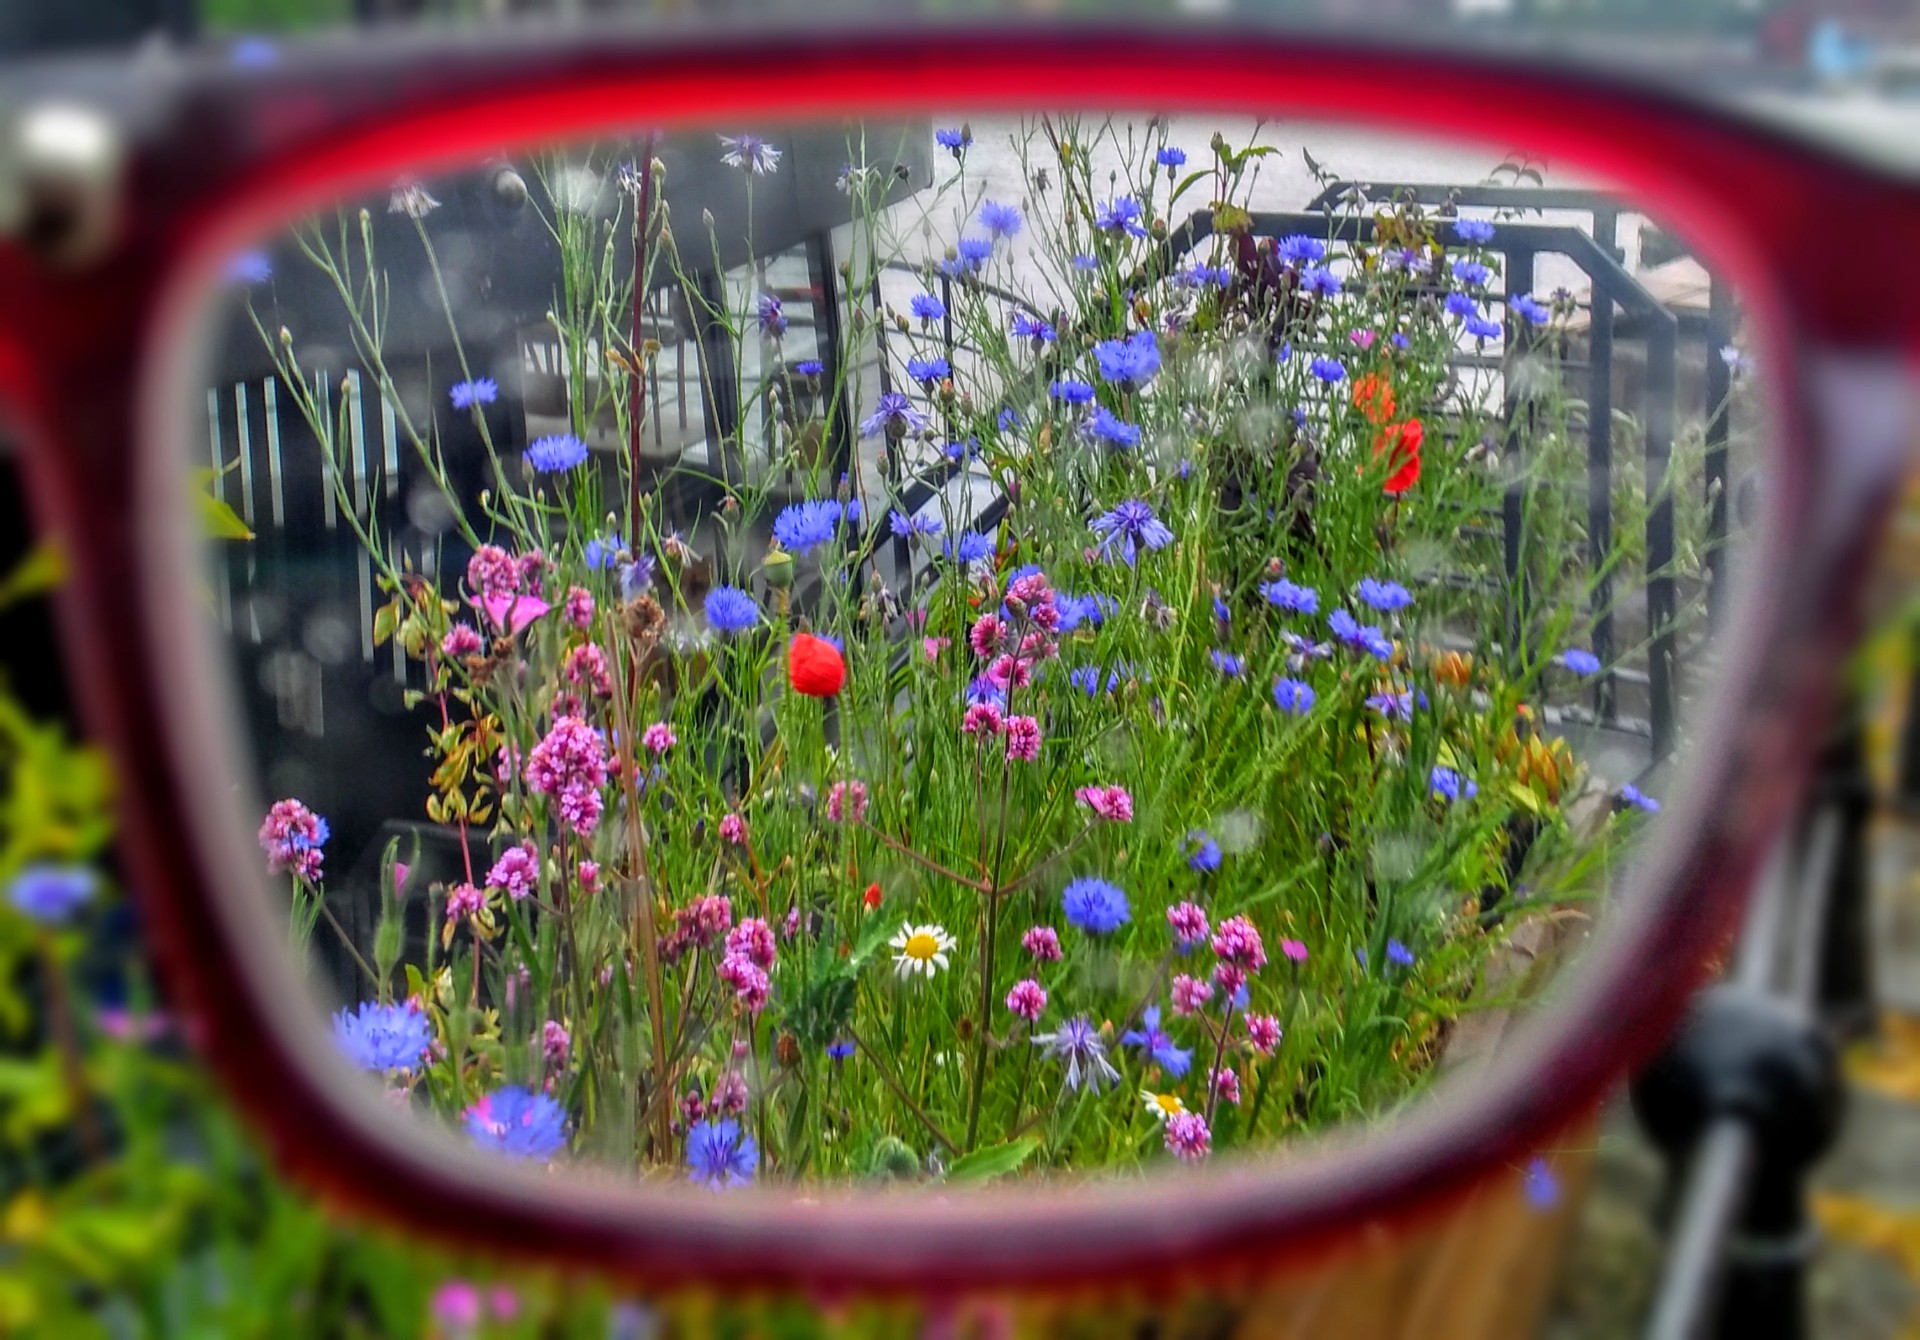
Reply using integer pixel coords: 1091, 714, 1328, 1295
889, 922, 955, 981
1140, 1088, 1186, 1123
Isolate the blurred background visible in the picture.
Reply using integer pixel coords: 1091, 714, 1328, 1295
3, 1, 1919, 1336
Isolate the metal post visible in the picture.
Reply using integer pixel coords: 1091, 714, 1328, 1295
692, 270, 741, 487
1501, 247, 1537, 670
1587, 266, 1618, 725
808, 230, 853, 485
1811, 702, 1876, 1038
1645, 316, 1679, 761
1704, 278, 1734, 630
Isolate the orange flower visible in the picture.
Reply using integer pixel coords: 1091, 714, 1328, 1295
1377, 417, 1423, 496
787, 633, 845, 698
1352, 371, 1397, 427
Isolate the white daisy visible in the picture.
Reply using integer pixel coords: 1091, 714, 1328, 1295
1140, 1088, 1186, 1123
890, 922, 955, 980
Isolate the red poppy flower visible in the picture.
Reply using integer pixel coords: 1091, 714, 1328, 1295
1351, 371, 1397, 427
787, 632, 846, 697
863, 882, 883, 911
1378, 418, 1423, 496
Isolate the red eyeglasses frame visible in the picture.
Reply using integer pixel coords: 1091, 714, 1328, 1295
0, 16, 1913, 1295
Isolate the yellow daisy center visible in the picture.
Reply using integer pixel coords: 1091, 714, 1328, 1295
903, 931, 941, 962
1153, 1093, 1184, 1116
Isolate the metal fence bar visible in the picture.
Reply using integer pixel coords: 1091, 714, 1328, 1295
1644, 1121, 1756, 1340
1587, 273, 1619, 724
1501, 247, 1537, 668
1645, 316, 1679, 759
1703, 278, 1734, 630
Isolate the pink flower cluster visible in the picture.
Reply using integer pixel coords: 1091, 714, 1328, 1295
827, 779, 869, 823
959, 701, 1042, 762
718, 917, 775, 1012
1022, 925, 1062, 961
525, 715, 609, 835
709, 1070, 749, 1117
1167, 901, 1210, 949
542, 1019, 571, 1065
562, 643, 612, 697
466, 544, 521, 602
445, 882, 487, 922
1075, 784, 1133, 823
564, 585, 594, 631
259, 798, 326, 881
486, 841, 540, 900
442, 623, 484, 659
1164, 1110, 1211, 1161
1244, 1012, 1282, 1055
1005, 978, 1048, 1022
660, 893, 733, 964
1170, 973, 1213, 1016
641, 721, 676, 755
718, 813, 749, 846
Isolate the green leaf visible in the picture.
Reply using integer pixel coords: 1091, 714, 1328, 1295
946, 1136, 1039, 1183
0, 542, 66, 609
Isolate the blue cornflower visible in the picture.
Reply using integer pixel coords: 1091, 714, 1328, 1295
906, 355, 950, 384
888, 509, 943, 540
449, 377, 498, 410
792, 358, 825, 377
1033, 1015, 1120, 1092
576, 537, 622, 575
718, 134, 781, 175
1158, 146, 1187, 168
1011, 312, 1056, 343
944, 437, 978, 464
977, 199, 1022, 238
1452, 259, 1492, 288
934, 126, 972, 154
1558, 648, 1602, 675
1465, 314, 1503, 341
1083, 407, 1142, 451
1121, 1005, 1192, 1078
910, 292, 945, 322
704, 585, 761, 635
756, 292, 787, 336
686, 1117, 758, 1188
1063, 877, 1130, 934
1056, 592, 1113, 632
1261, 579, 1319, 615
1299, 266, 1343, 297
525, 434, 588, 474
1357, 578, 1412, 612
1386, 939, 1415, 968
1210, 650, 1245, 678
772, 499, 844, 555
966, 675, 1010, 711
1093, 330, 1161, 387
228, 37, 279, 68
1445, 292, 1480, 319
1278, 235, 1326, 265
1524, 1157, 1562, 1210
998, 406, 1024, 431
1069, 665, 1112, 696
620, 554, 656, 600
956, 236, 995, 268
1453, 217, 1496, 244
827, 1040, 856, 1062
465, 1086, 568, 1161
1272, 677, 1316, 714
1072, 253, 1100, 271
1309, 357, 1346, 384
225, 250, 273, 284
1049, 378, 1096, 404
944, 532, 995, 564
1177, 262, 1230, 289
8, 864, 96, 925
1329, 608, 1394, 659
1430, 766, 1478, 803
1391, 332, 1411, 349
1089, 499, 1174, 566
1366, 691, 1415, 720
1620, 784, 1661, 813
860, 392, 931, 439
332, 1000, 433, 1071
1094, 196, 1148, 238
1510, 294, 1551, 326
1186, 831, 1223, 872
1213, 596, 1231, 626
